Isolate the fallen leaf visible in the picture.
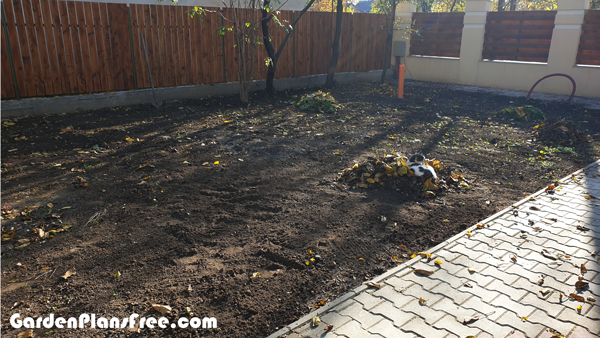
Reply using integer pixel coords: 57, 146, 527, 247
540, 288, 550, 296
114, 271, 121, 278
468, 268, 476, 274
17, 329, 35, 338
62, 268, 76, 280
358, 257, 364, 261
581, 264, 587, 273
575, 281, 589, 290
47, 203, 54, 208
521, 316, 528, 322
577, 305, 582, 313
152, 304, 172, 314
367, 178, 375, 184
541, 249, 558, 260
418, 252, 432, 259
398, 244, 408, 251
363, 281, 381, 289
463, 282, 473, 288
423, 178, 437, 191
312, 317, 321, 327
570, 293, 585, 302
463, 315, 479, 324
419, 297, 427, 305
576, 225, 590, 231
202, 162, 209, 166
125, 137, 135, 142
467, 231, 472, 237
587, 296, 596, 302
434, 259, 442, 266
559, 293, 563, 302
250, 272, 260, 279
414, 269, 434, 276
548, 218, 558, 222
510, 254, 517, 262
324, 324, 334, 332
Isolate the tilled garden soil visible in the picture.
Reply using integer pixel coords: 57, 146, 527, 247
1, 81, 599, 338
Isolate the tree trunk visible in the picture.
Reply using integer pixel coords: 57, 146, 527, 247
498, 0, 505, 11
262, 0, 316, 94
325, 0, 343, 87
450, 0, 458, 12
509, 0, 517, 10
261, 0, 277, 94
380, 0, 398, 84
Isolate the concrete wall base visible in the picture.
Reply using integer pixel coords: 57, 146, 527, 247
1, 71, 391, 118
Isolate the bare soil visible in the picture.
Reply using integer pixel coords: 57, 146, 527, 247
1, 81, 599, 338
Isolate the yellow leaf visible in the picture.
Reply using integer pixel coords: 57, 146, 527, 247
423, 178, 437, 191
419, 252, 432, 259
410, 253, 417, 258
577, 305, 582, 313
419, 297, 427, 305
47, 203, 54, 208
367, 178, 375, 184
467, 231, 472, 237
434, 259, 442, 266
251, 272, 260, 278
468, 268, 476, 273
125, 137, 135, 142
521, 316, 528, 322
358, 257, 364, 261
114, 271, 121, 278
312, 317, 321, 327
214, 161, 219, 165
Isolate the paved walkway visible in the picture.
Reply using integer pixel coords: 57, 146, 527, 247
269, 161, 600, 338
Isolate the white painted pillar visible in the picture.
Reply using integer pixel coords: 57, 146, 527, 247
547, 0, 589, 70
457, 0, 492, 85
391, 2, 417, 66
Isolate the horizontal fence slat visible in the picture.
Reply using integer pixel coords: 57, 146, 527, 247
577, 9, 600, 65
410, 12, 464, 58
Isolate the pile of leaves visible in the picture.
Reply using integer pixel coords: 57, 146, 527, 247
369, 83, 397, 97
337, 154, 444, 194
496, 105, 546, 121
297, 90, 339, 113
535, 120, 591, 146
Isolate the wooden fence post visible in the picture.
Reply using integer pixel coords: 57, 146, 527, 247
221, 10, 226, 82
292, 11, 295, 78
1, 1, 19, 99
127, 4, 138, 89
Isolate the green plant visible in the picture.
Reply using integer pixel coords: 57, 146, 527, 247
297, 91, 339, 113
496, 105, 545, 122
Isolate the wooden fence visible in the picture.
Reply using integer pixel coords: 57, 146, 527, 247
0, 0, 387, 100
409, 12, 465, 58
482, 11, 556, 63
576, 10, 600, 65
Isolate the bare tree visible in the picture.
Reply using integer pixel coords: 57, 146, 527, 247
325, 0, 343, 87
260, 0, 316, 94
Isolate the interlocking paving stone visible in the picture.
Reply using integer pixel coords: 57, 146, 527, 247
334, 320, 382, 338
401, 317, 449, 337
528, 309, 575, 336
496, 311, 546, 338
367, 318, 415, 338
338, 301, 384, 329
432, 314, 480, 337
567, 326, 600, 337
369, 300, 415, 328
279, 162, 600, 338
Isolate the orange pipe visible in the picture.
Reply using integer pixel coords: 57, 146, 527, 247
398, 65, 405, 99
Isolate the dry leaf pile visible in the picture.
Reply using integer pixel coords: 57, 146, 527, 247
337, 154, 471, 196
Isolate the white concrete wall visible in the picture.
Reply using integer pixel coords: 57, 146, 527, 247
76, 0, 310, 11
393, 0, 600, 98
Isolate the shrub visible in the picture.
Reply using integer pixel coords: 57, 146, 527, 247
297, 91, 339, 113
496, 105, 545, 122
